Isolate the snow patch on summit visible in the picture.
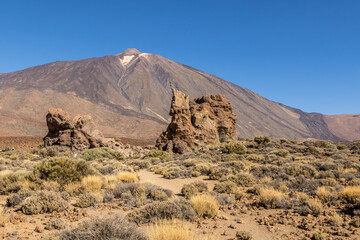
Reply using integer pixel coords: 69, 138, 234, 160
120, 55, 134, 65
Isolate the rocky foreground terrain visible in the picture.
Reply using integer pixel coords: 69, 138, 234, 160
0, 136, 359, 240
0, 92, 358, 240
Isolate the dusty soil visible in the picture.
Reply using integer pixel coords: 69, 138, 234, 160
0, 136, 42, 150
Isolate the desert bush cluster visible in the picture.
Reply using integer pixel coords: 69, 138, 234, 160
0, 138, 359, 240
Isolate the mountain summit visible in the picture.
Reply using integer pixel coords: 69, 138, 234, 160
0, 49, 358, 141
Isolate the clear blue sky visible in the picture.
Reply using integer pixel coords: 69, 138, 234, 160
0, 0, 359, 115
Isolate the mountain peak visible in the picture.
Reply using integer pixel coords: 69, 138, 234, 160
117, 48, 141, 57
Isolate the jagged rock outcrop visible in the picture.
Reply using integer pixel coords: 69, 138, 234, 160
43, 108, 105, 152
156, 89, 237, 153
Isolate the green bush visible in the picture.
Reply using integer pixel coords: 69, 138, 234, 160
221, 142, 247, 154
60, 214, 147, 240
20, 191, 68, 215
35, 157, 94, 186
80, 147, 124, 161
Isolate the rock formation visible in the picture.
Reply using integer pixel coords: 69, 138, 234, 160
156, 89, 237, 153
43, 108, 105, 152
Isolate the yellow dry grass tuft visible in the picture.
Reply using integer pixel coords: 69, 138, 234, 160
259, 187, 287, 209
190, 195, 219, 218
81, 175, 103, 193
315, 187, 337, 203
116, 171, 139, 183
146, 220, 208, 240
342, 186, 360, 204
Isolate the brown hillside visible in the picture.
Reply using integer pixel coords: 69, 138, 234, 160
0, 48, 358, 141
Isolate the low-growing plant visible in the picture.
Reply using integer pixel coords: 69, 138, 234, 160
81, 175, 103, 193
45, 218, 67, 230
35, 157, 94, 186
75, 193, 98, 208
0, 208, 6, 227
236, 231, 253, 240
181, 181, 208, 199
213, 181, 237, 194
127, 201, 183, 224
306, 198, 323, 216
259, 187, 289, 209
145, 150, 170, 160
190, 195, 219, 218
80, 147, 124, 161
60, 214, 148, 240
342, 186, 360, 204
20, 191, 68, 215
146, 220, 204, 240
254, 136, 270, 145
316, 186, 338, 203
117, 171, 139, 183
311, 231, 326, 240
221, 142, 247, 154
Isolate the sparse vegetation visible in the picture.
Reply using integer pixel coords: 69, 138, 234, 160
80, 147, 124, 161
35, 157, 94, 185
20, 191, 68, 215
221, 142, 247, 154
1, 136, 360, 239
60, 214, 148, 240
190, 195, 219, 218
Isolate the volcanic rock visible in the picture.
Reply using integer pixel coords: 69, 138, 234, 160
43, 108, 104, 152
156, 89, 237, 153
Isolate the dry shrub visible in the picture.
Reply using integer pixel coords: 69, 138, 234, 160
75, 193, 98, 208
306, 198, 323, 216
60, 214, 147, 240
0, 208, 6, 227
20, 191, 68, 215
259, 187, 289, 209
270, 149, 289, 157
117, 172, 139, 183
104, 175, 117, 189
146, 220, 205, 240
295, 192, 309, 204
311, 231, 326, 240
80, 147, 124, 161
81, 175, 103, 193
127, 201, 183, 224
65, 182, 85, 196
6, 190, 32, 207
213, 181, 237, 194
45, 218, 67, 230
145, 150, 169, 160
190, 195, 219, 218
342, 186, 360, 204
181, 181, 208, 199
328, 212, 343, 227
315, 187, 338, 203
236, 231, 253, 240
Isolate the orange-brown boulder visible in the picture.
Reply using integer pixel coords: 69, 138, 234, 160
43, 108, 104, 152
156, 89, 237, 153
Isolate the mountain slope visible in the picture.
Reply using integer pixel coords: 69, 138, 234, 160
0, 49, 358, 141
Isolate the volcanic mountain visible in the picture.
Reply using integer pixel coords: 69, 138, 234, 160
0, 48, 358, 142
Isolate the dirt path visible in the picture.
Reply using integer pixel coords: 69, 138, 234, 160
138, 170, 283, 240
138, 170, 216, 195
